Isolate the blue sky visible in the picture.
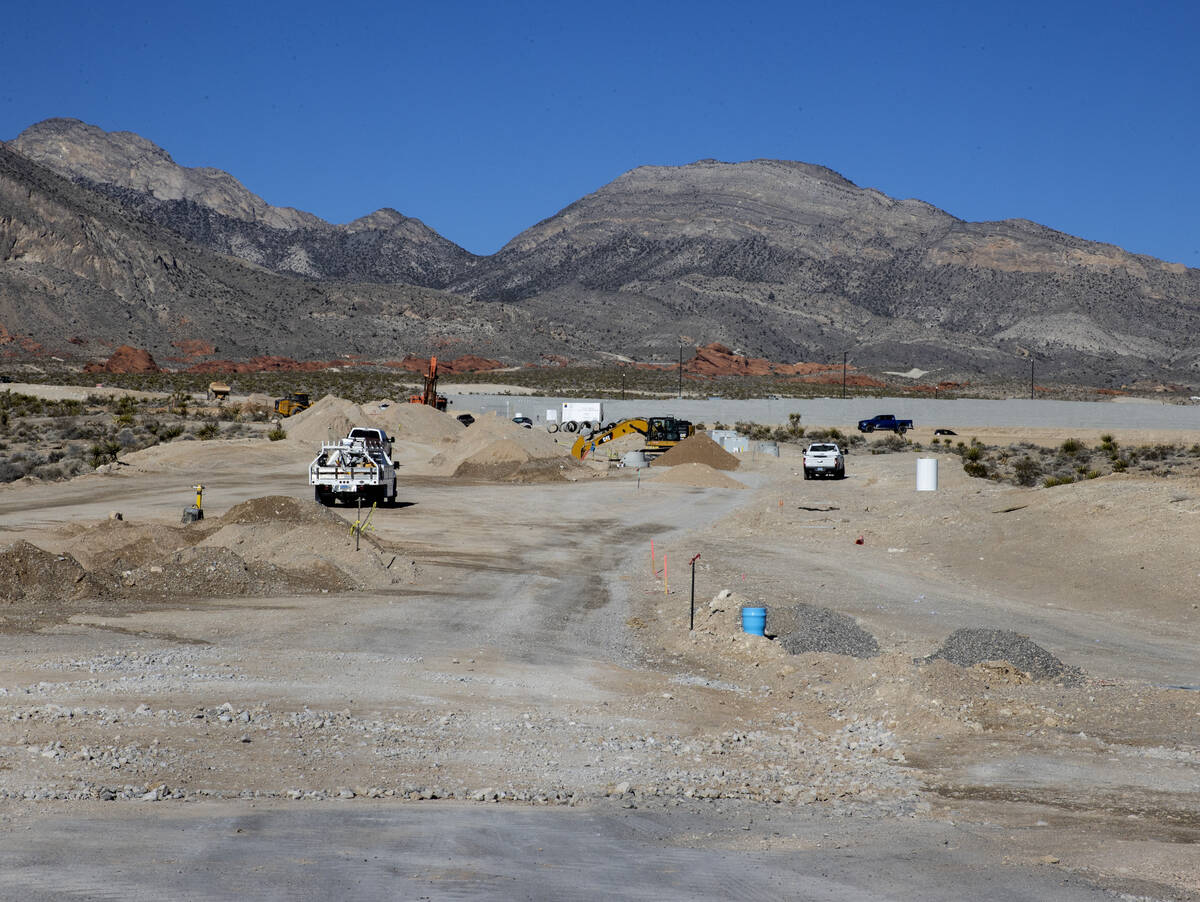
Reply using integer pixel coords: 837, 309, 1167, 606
3, 1, 1197, 264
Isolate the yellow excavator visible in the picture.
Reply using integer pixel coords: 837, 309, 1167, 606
571, 416, 694, 460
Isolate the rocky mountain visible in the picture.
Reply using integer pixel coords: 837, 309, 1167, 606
5, 118, 1200, 382
10, 119, 474, 287
451, 160, 1200, 380
0, 141, 555, 363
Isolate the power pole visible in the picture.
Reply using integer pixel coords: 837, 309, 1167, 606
678, 344, 683, 398
1030, 357, 1035, 400
842, 351, 848, 399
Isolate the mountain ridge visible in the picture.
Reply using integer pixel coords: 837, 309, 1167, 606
4, 118, 1199, 383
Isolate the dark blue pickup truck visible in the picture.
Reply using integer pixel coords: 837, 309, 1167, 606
857, 413, 914, 434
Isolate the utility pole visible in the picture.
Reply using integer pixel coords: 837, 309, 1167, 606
842, 351, 848, 399
1030, 357, 1035, 400
677, 343, 683, 399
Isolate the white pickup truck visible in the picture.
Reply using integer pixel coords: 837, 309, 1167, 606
310, 427, 398, 506
803, 442, 845, 480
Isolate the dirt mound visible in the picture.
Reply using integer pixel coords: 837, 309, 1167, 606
431, 412, 580, 481
771, 604, 880, 658
83, 345, 161, 374
219, 495, 345, 527
0, 541, 101, 601
284, 395, 365, 443
924, 628, 1083, 684
650, 462, 745, 488
654, 433, 740, 470
367, 401, 463, 443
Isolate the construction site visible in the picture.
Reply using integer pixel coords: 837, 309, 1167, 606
1, 381, 1199, 900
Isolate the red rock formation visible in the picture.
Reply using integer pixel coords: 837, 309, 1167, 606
683, 343, 848, 378
382, 355, 503, 374
84, 345, 161, 374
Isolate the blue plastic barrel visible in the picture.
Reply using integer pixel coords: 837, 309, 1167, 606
741, 606, 766, 636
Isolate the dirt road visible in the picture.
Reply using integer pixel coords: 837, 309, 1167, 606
1, 421, 1198, 899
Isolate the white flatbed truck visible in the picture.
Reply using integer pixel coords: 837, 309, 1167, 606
310, 427, 399, 506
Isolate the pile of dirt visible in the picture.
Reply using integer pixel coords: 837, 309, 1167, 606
654, 433, 740, 470
431, 413, 581, 482
770, 604, 880, 658
649, 462, 745, 489
284, 395, 363, 443
0, 541, 103, 602
284, 395, 464, 446
1, 497, 419, 631
196, 495, 415, 590
924, 628, 1084, 685
367, 401, 463, 443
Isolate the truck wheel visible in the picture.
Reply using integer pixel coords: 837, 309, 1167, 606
803, 470, 812, 480
315, 487, 335, 507
547, 423, 559, 433
898, 426, 907, 436
836, 467, 845, 479
564, 421, 577, 433
388, 479, 398, 506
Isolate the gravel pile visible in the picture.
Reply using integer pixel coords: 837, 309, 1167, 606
924, 628, 1084, 685
771, 604, 880, 659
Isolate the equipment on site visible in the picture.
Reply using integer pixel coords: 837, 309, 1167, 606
207, 381, 231, 401
182, 484, 205, 523
274, 392, 311, 417
408, 357, 449, 411
557, 401, 605, 433
570, 417, 694, 460
310, 427, 399, 507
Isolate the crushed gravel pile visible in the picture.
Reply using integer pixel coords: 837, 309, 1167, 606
654, 433, 740, 470
771, 604, 880, 658
924, 628, 1084, 685
650, 462, 745, 489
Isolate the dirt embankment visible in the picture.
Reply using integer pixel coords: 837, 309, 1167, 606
0, 496, 417, 632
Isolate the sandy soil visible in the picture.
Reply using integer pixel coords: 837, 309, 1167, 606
0, 406, 1198, 899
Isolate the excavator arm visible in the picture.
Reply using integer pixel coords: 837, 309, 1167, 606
571, 419, 650, 459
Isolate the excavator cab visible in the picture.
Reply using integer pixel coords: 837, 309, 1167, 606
645, 417, 693, 444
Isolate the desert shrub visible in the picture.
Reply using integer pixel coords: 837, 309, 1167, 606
1060, 438, 1083, 454
1085, 470, 1102, 479
1111, 457, 1128, 472
195, 420, 220, 440
1043, 474, 1075, 488
963, 460, 989, 478
1010, 456, 1041, 485
963, 445, 983, 461
268, 424, 287, 441
870, 434, 909, 453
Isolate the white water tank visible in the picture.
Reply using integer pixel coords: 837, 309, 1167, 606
916, 458, 938, 491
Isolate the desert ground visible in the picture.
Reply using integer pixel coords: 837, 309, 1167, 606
0, 394, 1198, 900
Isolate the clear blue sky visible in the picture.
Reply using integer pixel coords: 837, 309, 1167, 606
3, 1, 1197, 264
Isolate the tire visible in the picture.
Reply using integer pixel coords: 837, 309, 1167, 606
547, 423, 559, 433
605, 422, 616, 431
836, 467, 845, 479
803, 470, 812, 480
898, 426, 907, 436
314, 487, 335, 507
564, 421, 577, 433
578, 421, 592, 433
